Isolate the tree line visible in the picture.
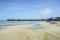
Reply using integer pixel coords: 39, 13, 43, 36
7, 17, 60, 21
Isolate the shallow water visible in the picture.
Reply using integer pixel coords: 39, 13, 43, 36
0, 21, 44, 30
26, 23, 45, 30
0, 21, 60, 40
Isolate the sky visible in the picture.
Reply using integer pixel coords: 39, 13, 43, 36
0, 0, 60, 20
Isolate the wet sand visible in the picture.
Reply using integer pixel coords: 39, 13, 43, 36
0, 21, 60, 40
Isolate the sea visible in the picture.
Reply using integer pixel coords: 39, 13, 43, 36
0, 20, 45, 30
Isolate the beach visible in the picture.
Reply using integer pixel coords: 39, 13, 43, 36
0, 21, 60, 40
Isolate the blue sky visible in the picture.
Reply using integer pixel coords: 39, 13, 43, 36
0, 0, 60, 20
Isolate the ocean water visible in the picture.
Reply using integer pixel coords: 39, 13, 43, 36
0, 20, 44, 30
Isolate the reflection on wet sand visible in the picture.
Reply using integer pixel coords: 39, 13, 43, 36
0, 22, 60, 40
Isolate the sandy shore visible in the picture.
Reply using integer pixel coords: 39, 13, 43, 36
0, 21, 60, 40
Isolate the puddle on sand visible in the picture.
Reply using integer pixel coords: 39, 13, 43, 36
26, 23, 45, 30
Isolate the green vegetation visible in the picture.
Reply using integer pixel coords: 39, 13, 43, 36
7, 17, 60, 21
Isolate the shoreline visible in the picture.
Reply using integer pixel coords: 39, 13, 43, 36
0, 21, 60, 40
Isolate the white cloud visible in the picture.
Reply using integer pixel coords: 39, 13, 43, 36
40, 8, 52, 14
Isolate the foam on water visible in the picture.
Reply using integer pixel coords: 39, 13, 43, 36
0, 21, 43, 30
